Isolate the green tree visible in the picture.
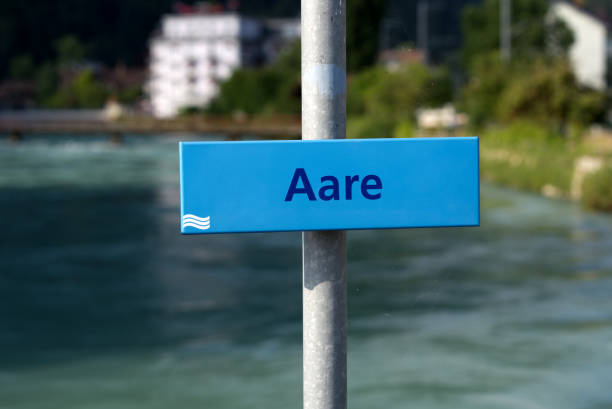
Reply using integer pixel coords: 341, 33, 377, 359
347, 62, 453, 138
458, 52, 509, 127
461, 52, 606, 130
45, 69, 108, 108
461, 0, 573, 67
206, 42, 301, 115
0, 0, 305, 81
72, 69, 107, 107
583, 166, 612, 212
115, 85, 143, 104
55, 35, 86, 65
350, 63, 452, 119
458, 0, 607, 131
206, 69, 281, 115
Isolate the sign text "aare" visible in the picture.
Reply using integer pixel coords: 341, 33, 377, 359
285, 168, 383, 202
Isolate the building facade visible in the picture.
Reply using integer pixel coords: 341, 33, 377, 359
148, 11, 300, 118
148, 13, 263, 118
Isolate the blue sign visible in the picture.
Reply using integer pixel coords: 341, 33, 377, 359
180, 137, 479, 234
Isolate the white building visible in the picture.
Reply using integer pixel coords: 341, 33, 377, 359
148, 13, 263, 118
551, 2, 609, 91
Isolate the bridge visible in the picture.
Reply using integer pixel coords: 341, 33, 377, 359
0, 110, 302, 143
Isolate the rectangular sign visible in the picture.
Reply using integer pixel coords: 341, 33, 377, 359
180, 137, 479, 234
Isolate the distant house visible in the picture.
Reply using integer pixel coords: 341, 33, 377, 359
416, 104, 468, 131
550, 1, 610, 91
148, 9, 299, 118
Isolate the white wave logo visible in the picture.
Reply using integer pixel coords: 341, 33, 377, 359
182, 214, 211, 230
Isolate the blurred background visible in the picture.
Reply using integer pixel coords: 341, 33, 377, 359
1, 1, 612, 408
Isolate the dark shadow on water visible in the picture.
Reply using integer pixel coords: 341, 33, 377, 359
3, 182, 612, 374
0, 185, 304, 369
0, 186, 169, 368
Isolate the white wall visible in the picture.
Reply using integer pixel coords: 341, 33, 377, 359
163, 15, 240, 39
149, 13, 255, 118
552, 2, 608, 91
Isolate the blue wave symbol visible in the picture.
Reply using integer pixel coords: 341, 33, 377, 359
182, 214, 211, 230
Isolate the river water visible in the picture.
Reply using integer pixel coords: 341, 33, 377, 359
1, 135, 611, 409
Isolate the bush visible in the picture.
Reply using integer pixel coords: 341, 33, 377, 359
347, 62, 452, 138
116, 85, 143, 104
458, 52, 508, 128
44, 69, 108, 108
480, 121, 576, 193
582, 166, 612, 211
484, 120, 557, 146
347, 114, 395, 139
356, 63, 451, 121
347, 67, 386, 116
178, 106, 205, 116
393, 120, 415, 138
206, 69, 283, 115
461, 53, 607, 131
206, 41, 300, 116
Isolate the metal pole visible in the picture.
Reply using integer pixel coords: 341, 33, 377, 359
500, 0, 511, 61
301, 0, 347, 408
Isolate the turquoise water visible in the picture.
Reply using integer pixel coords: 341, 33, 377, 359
1, 135, 612, 409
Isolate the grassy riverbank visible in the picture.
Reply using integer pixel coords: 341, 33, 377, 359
479, 121, 612, 211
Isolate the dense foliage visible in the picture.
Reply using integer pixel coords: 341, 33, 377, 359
462, 0, 611, 213
459, 0, 607, 132
2, 0, 388, 109
0, 0, 389, 81
0, 0, 176, 76
583, 166, 612, 212
460, 53, 606, 130
207, 0, 609, 138
205, 42, 301, 116
479, 121, 578, 194
461, 0, 574, 66
0, 0, 308, 79
8, 35, 142, 108
347, 63, 452, 138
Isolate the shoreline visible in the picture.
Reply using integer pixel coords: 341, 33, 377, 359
479, 124, 612, 212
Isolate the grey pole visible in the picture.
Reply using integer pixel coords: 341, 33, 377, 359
301, 0, 347, 409
500, 0, 511, 61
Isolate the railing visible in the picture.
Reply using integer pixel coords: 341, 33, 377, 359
0, 112, 301, 142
